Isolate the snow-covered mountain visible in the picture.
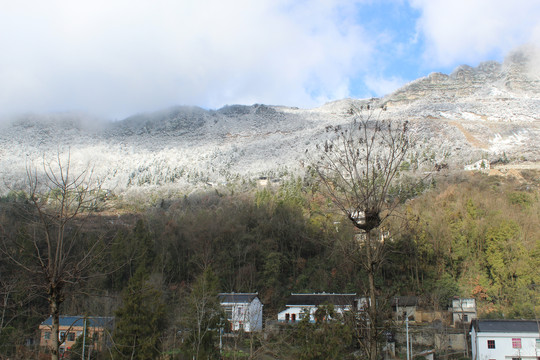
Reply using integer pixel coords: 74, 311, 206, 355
1, 48, 539, 196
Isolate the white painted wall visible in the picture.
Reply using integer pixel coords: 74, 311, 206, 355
222, 297, 263, 332
472, 329, 540, 360
277, 305, 350, 323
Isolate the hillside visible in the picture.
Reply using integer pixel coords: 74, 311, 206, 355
0, 48, 538, 195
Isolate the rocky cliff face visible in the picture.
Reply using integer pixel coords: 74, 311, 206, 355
0, 49, 538, 195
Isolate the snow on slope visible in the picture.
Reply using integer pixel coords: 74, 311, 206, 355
0, 49, 539, 195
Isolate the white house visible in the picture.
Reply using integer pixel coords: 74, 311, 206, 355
470, 319, 540, 360
451, 298, 477, 325
277, 293, 357, 323
464, 159, 490, 171
218, 293, 263, 332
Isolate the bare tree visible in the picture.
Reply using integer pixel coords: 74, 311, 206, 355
310, 103, 411, 360
1, 153, 103, 360
183, 267, 223, 360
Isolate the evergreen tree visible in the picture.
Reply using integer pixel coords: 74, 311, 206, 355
112, 268, 166, 359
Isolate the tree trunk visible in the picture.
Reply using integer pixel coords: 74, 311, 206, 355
366, 230, 378, 360
50, 292, 60, 360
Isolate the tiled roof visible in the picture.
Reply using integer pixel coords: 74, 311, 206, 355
472, 319, 539, 333
218, 293, 259, 303
286, 293, 357, 306
40, 316, 114, 328
391, 296, 418, 307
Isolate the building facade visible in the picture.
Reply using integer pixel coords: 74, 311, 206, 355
470, 319, 540, 360
218, 293, 263, 332
39, 316, 113, 357
277, 293, 357, 323
452, 298, 477, 325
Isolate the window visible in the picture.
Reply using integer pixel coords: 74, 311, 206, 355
44, 332, 51, 340
291, 314, 296, 322
67, 332, 75, 342
512, 338, 521, 349
285, 313, 290, 322
225, 307, 233, 321
511, 358, 520, 360
59, 331, 66, 341
536, 338, 540, 348
487, 340, 495, 349
463, 314, 468, 322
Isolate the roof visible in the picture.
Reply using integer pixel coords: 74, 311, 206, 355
286, 293, 357, 306
218, 293, 259, 304
471, 319, 539, 333
391, 296, 418, 307
40, 316, 114, 328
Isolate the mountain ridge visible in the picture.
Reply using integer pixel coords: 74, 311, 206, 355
1, 49, 539, 195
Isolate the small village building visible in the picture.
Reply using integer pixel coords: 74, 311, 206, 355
451, 297, 477, 325
391, 296, 418, 321
277, 293, 357, 323
39, 316, 113, 357
218, 293, 263, 332
470, 319, 540, 360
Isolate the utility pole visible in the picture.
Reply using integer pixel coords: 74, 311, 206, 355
406, 316, 410, 360
396, 297, 399, 321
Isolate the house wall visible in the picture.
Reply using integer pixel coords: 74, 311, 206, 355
395, 327, 466, 352
277, 306, 313, 322
247, 298, 263, 331
39, 325, 105, 352
472, 327, 478, 360
452, 298, 477, 324
396, 305, 417, 321
452, 311, 477, 324
222, 298, 263, 332
472, 331, 539, 360
415, 310, 452, 324
277, 305, 350, 323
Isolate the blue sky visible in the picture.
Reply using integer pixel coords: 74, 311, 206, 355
0, 0, 539, 119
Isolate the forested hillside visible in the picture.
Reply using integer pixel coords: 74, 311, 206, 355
0, 168, 538, 358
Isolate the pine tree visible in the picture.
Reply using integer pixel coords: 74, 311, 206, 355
112, 268, 166, 359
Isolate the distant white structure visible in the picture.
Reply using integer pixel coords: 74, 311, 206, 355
470, 319, 540, 360
277, 293, 358, 323
451, 298, 477, 325
218, 293, 263, 332
464, 159, 490, 171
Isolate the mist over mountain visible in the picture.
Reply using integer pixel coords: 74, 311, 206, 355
1, 49, 538, 196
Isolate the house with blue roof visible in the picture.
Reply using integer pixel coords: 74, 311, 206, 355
39, 315, 114, 356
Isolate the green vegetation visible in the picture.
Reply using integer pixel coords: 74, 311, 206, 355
112, 268, 166, 359
0, 171, 538, 358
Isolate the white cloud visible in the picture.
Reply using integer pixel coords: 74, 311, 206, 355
410, 0, 540, 67
364, 75, 407, 97
0, 0, 374, 118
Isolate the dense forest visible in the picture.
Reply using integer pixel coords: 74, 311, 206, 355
0, 169, 538, 359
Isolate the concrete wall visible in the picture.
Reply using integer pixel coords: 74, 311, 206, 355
394, 325, 467, 353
